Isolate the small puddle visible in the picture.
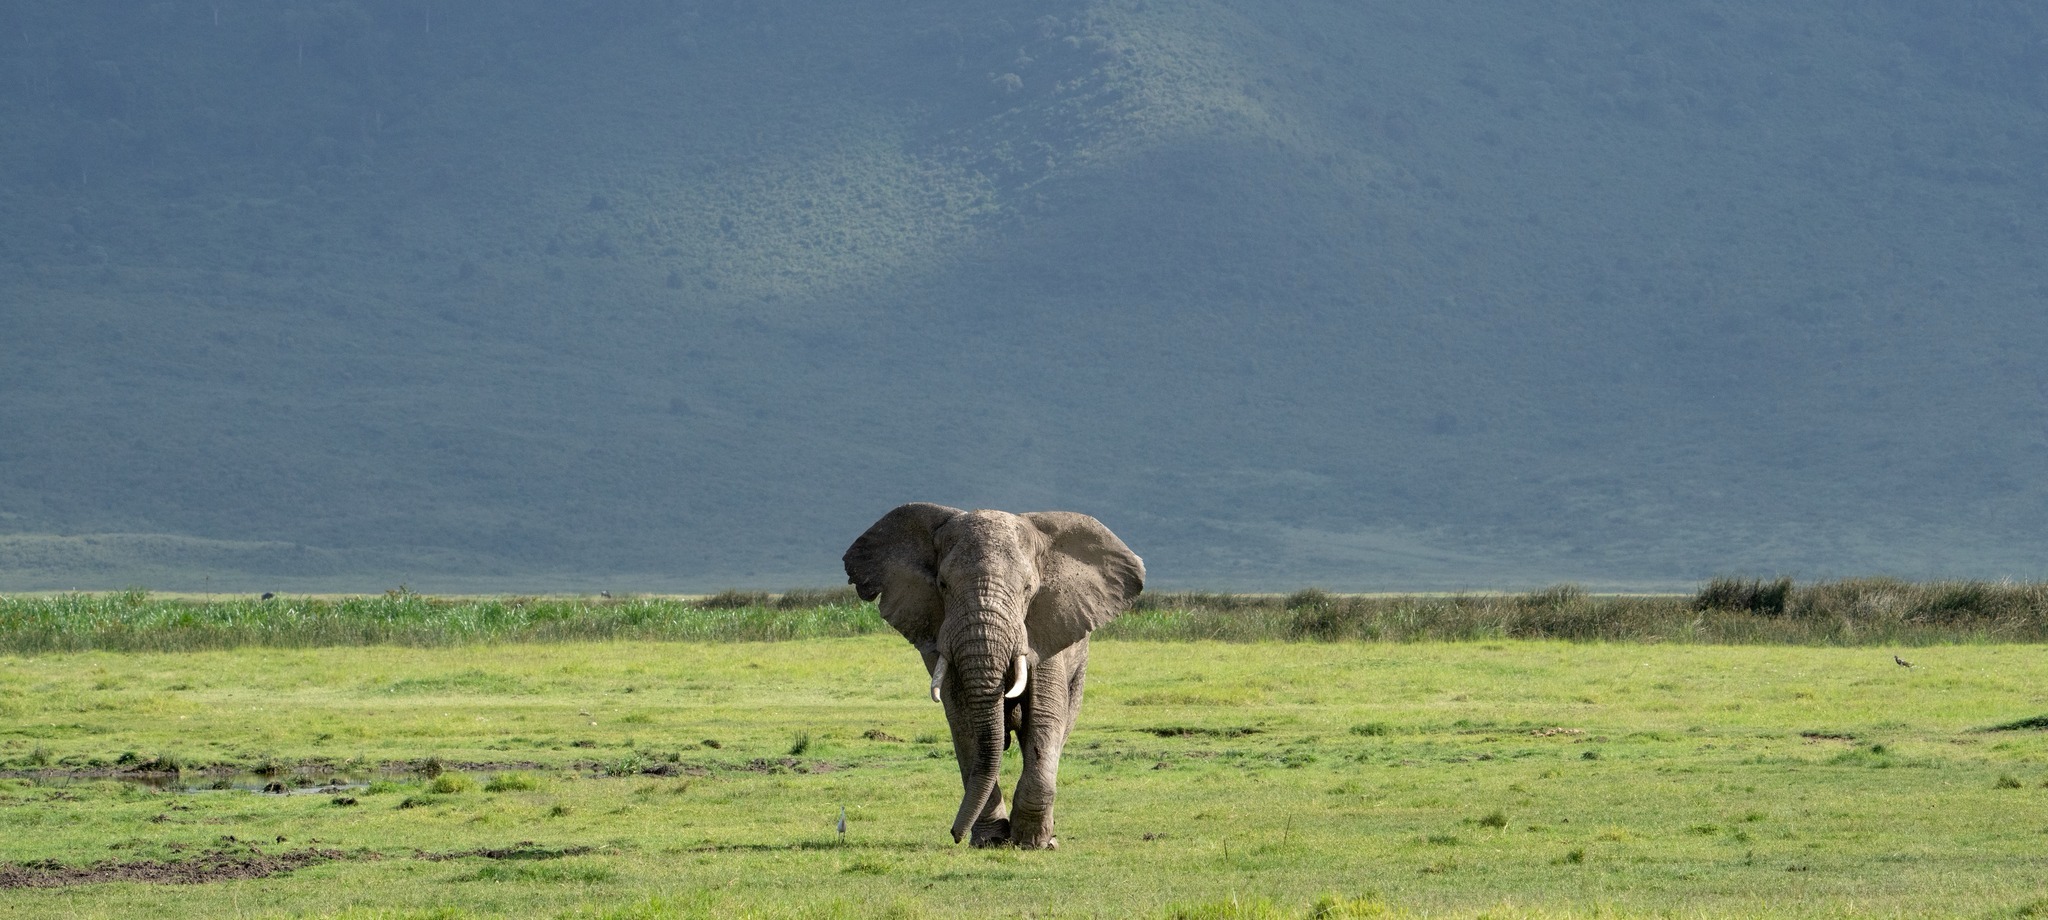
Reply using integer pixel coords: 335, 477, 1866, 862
30, 769, 393, 795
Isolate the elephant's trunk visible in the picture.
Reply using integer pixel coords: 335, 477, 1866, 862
950, 654, 1007, 843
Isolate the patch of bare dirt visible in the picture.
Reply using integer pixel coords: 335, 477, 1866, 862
1138, 726, 1264, 739
1, 838, 602, 888
751, 757, 839, 773
632, 762, 708, 777
415, 842, 595, 862
0, 847, 349, 888
0, 758, 550, 786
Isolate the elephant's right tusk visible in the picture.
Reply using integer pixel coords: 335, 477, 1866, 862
930, 656, 947, 703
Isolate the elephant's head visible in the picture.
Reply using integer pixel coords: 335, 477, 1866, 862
843, 503, 1144, 843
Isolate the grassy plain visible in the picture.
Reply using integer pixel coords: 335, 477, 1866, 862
3, 630, 2048, 918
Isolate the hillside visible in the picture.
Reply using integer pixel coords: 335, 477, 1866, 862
3, 1, 2046, 591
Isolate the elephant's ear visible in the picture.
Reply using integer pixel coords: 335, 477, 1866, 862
843, 503, 961, 651
1022, 512, 1145, 659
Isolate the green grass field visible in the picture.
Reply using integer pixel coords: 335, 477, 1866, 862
3, 612, 2047, 917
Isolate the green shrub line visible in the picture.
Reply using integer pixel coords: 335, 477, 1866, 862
4, 577, 2048, 653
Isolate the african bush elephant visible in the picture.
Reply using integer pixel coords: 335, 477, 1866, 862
843, 503, 1144, 849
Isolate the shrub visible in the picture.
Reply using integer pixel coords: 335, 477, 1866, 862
1789, 576, 1913, 621
775, 586, 860, 609
1518, 584, 1586, 609
697, 589, 770, 610
115, 751, 182, 772
1308, 895, 1390, 919
1287, 590, 1359, 641
1786, 578, 2048, 627
1284, 588, 1334, 611
1924, 581, 1984, 613
427, 773, 473, 794
1695, 577, 1792, 615
1134, 592, 1281, 613
1507, 584, 1610, 639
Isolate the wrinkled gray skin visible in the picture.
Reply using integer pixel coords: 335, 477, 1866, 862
844, 503, 1144, 849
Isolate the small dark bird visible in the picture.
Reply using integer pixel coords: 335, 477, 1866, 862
1894, 654, 1914, 669
261, 592, 275, 601
599, 591, 612, 599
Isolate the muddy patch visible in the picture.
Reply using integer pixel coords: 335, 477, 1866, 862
0, 847, 349, 888
1, 839, 599, 889
4, 758, 553, 794
578, 757, 835, 776
13, 768, 375, 796
1138, 726, 1264, 739
741, 757, 840, 774
1981, 715, 2048, 732
416, 842, 595, 862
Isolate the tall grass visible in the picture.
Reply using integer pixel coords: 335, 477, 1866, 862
6, 579, 2048, 653
0, 588, 880, 653
1104, 578, 2048, 645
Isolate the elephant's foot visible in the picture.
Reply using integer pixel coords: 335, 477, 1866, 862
968, 817, 1011, 848
1008, 812, 1056, 850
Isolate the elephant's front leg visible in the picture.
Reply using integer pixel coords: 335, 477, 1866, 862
1009, 643, 1087, 849
937, 665, 1010, 846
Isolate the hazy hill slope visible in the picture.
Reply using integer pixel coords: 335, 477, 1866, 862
2, 1, 2045, 591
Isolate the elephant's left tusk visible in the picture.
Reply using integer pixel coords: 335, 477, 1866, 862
1004, 654, 1029, 699
930, 656, 947, 703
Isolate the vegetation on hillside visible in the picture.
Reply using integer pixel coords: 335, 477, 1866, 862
4, 2, 2047, 590
9, 578, 2048, 652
